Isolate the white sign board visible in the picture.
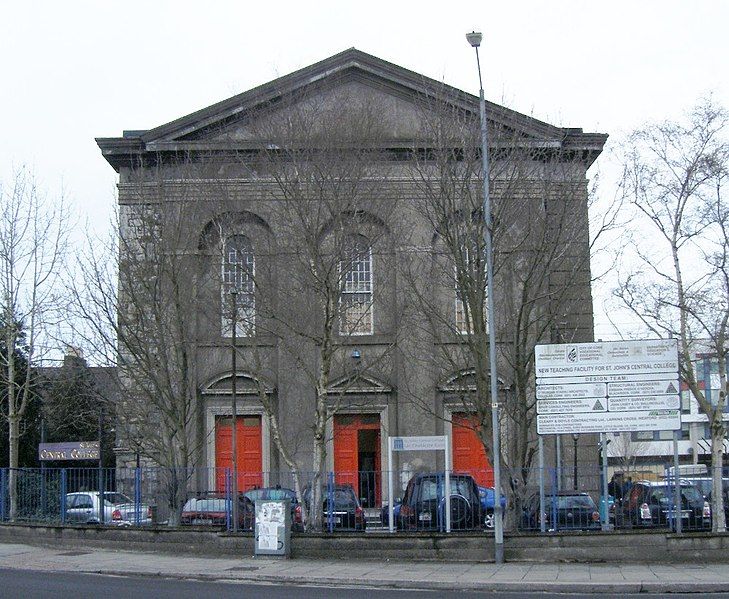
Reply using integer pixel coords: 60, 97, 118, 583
537, 409, 681, 435
535, 339, 678, 378
390, 436, 447, 451
535, 339, 680, 434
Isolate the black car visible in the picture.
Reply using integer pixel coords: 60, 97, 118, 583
521, 491, 601, 531
302, 484, 366, 531
397, 473, 482, 531
620, 481, 710, 530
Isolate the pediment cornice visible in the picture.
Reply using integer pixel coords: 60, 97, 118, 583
97, 48, 607, 171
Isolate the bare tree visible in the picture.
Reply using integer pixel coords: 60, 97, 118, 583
0, 166, 70, 519
238, 89, 399, 529
69, 169, 209, 525
615, 98, 729, 531
401, 96, 614, 522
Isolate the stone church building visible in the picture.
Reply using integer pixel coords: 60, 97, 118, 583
97, 49, 606, 506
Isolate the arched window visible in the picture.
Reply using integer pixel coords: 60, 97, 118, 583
222, 235, 255, 336
340, 234, 373, 335
454, 244, 487, 335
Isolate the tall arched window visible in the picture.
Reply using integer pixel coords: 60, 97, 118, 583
455, 244, 487, 335
340, 234, 373, 335
222, 235, 255, 336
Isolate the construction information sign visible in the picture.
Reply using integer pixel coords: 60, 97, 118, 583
535, 339, 681, 434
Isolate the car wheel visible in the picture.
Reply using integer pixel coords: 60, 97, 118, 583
484, 510, 495, 529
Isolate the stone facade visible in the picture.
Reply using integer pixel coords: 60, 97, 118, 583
97, 49, 606, 497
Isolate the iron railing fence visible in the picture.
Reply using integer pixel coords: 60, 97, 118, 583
0, 464, 715, 533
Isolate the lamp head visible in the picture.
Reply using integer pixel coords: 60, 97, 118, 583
466, 31, 482, 48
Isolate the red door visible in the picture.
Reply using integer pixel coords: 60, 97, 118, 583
333, 414, 381, 506
215, 415, 263, 492
452, 413, 494, 488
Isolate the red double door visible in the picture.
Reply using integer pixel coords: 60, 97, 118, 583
333, 414, 381, 507
452, 412, 494, 488
215, 415, 263, 492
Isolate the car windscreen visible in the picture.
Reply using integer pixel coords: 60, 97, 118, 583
103, 492, 133, 506
184, 498, 228, 512
245, 488, 296, 502
651, 485, 703, 507
419, 478, 475, 502
554, 495, 596, 510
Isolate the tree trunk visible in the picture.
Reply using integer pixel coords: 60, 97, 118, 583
8, 415, 20, 521
711, 419, 726, 533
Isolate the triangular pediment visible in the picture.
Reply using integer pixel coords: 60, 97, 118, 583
326, 373, 392, 395
97, 48, 607, 169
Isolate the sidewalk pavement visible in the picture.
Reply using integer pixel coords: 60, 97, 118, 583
0, 542, 728, 594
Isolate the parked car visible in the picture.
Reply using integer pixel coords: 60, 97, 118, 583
396, 473, 482, 531
240, 486, 303, 531
521, 491, 601, 531
619, 480, 711, 530
478, 486, 507, 530
302, 484, 366, 531
181, 496, 236, 526
65, 491, 152, 526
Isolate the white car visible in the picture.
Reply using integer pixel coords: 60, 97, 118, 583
65, 491, 152, 526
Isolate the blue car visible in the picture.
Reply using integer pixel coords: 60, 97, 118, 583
478, 486, 507, 529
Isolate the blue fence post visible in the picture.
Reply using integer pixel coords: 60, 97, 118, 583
60, 469, 67, 525
327, 472, 334, 533
225, 468, 232, 531
0, 468, 6, 521
134, 467, 142, 526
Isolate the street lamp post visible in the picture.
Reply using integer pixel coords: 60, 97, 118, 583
230, 289, 239, 533
466, 30, 504, 565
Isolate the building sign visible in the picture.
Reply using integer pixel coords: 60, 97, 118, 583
390, 436, 447, 451
537, 410, 681, 435
38, 441, 100, 461
535, 339, 680, 435
535, 339, 678, 378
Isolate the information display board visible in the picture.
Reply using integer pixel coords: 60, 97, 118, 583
535, 339, 681, 435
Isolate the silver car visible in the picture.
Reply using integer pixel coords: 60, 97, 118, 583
65, 492, 152, 526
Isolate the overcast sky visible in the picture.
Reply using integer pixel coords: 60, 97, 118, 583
2, 0, 727, 340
